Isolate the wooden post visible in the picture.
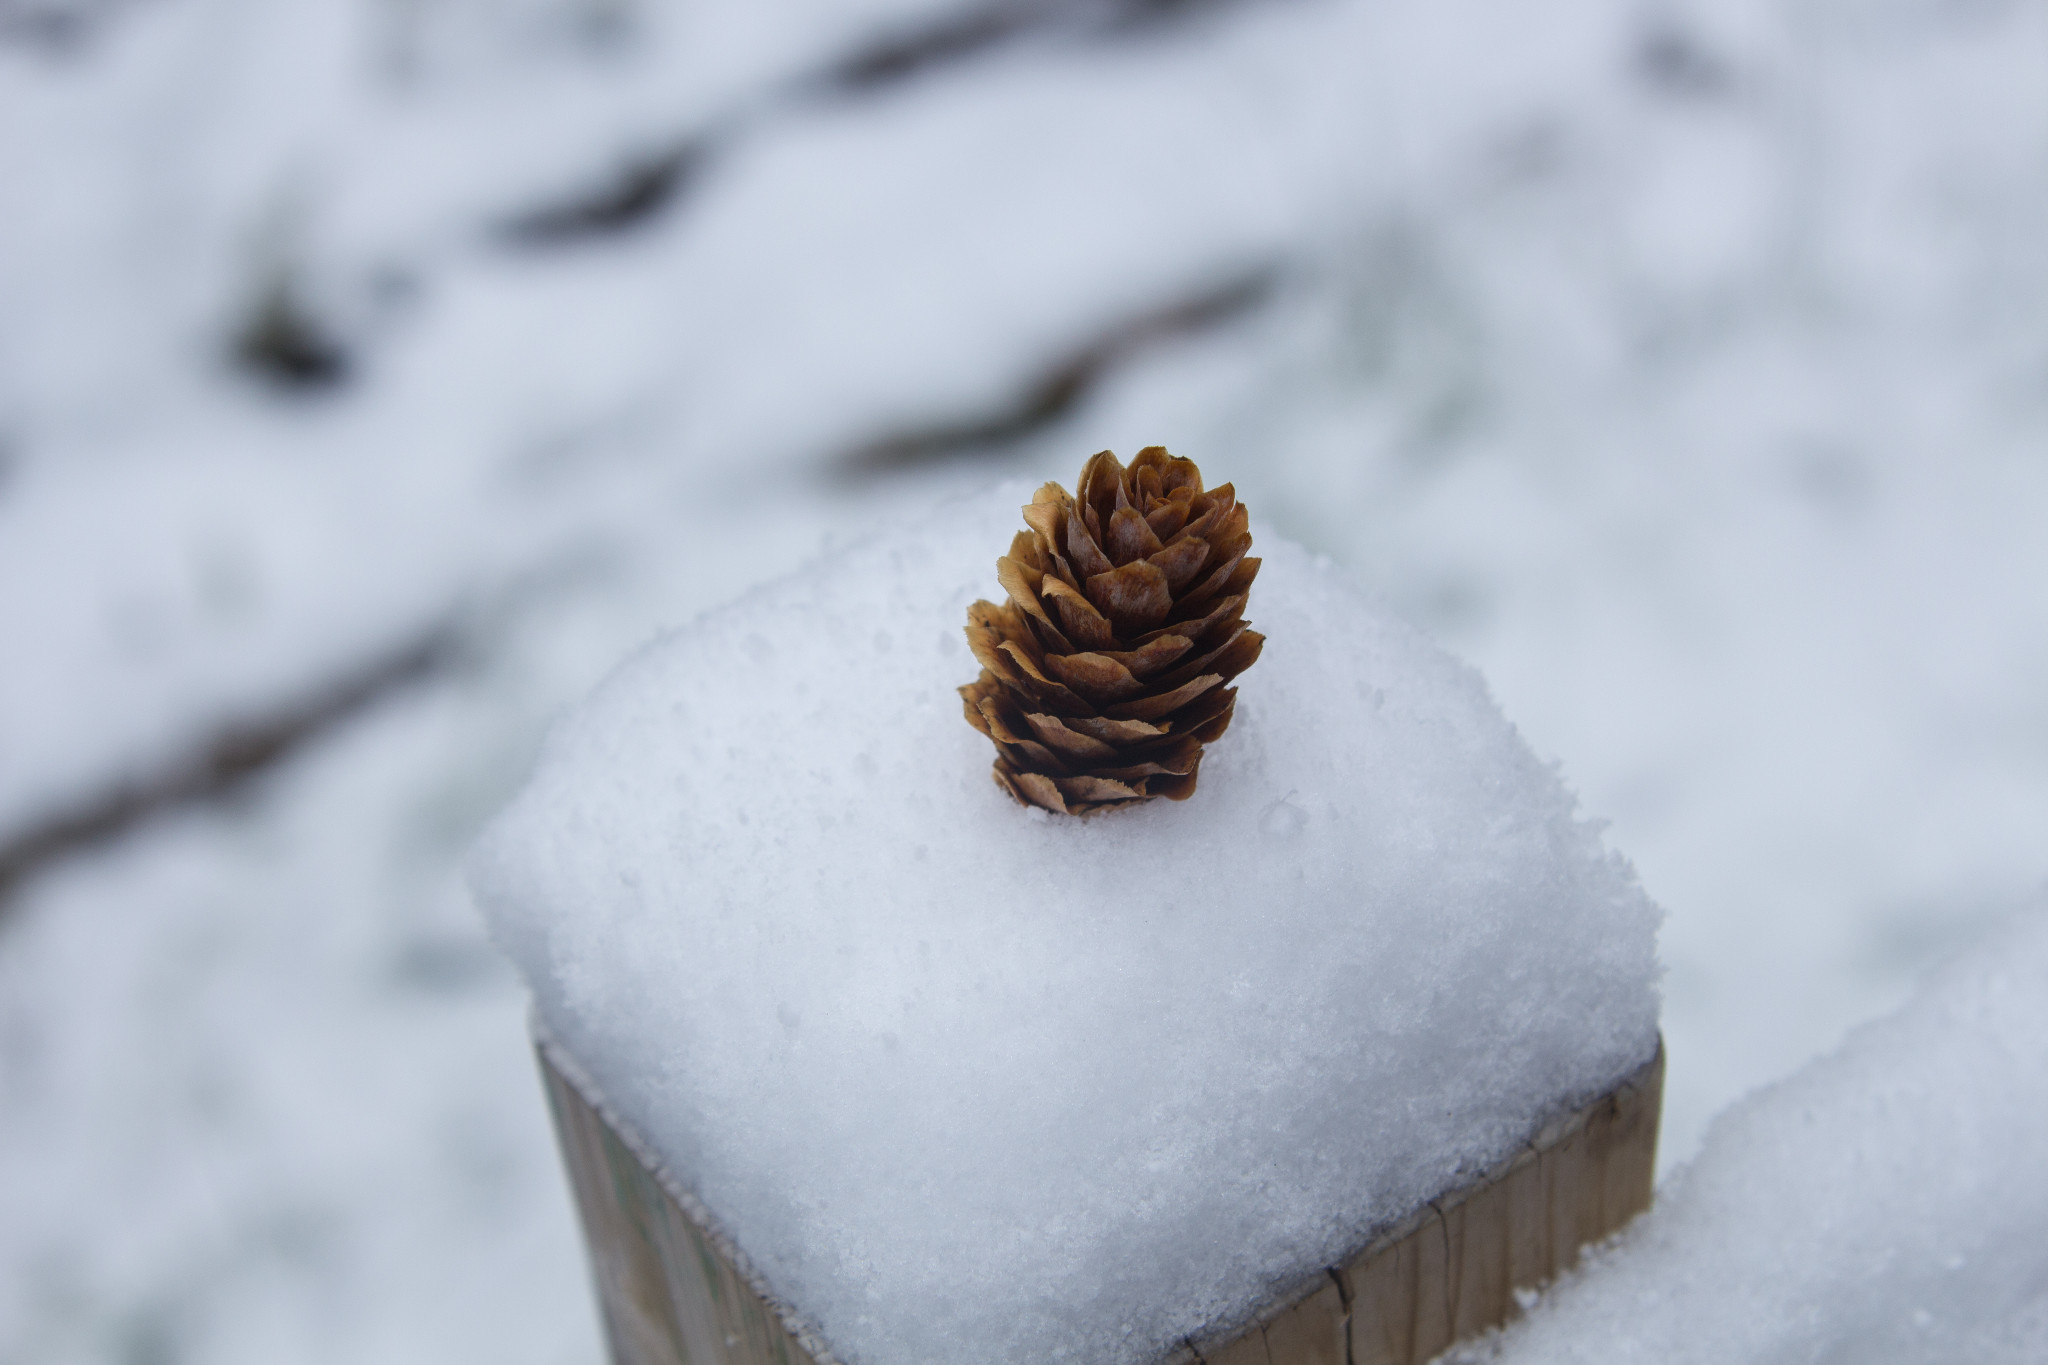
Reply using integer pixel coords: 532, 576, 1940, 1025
536, 1028, 1663, 1365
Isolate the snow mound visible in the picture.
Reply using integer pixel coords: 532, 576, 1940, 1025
469, 479, 1662, 1365
1467, 903, 2048, 1365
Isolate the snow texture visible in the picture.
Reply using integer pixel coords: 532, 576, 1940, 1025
470, 483, 1662, 1365
1465, 903, 2048, 1365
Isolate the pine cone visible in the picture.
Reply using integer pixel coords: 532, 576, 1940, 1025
960, 447, 1263, 815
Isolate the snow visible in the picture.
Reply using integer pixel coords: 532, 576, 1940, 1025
1, 0, 2046, 1360
0, 672, 591, 1365
1461, 902, 2048, 1365
470, 483, 1663, 1365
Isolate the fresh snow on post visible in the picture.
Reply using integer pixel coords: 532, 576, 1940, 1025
1466, 904, 2048, 1365
469, 481, 1662, 1365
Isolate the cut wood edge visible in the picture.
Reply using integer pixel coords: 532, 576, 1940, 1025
533, 1013, 844, 1365
536, 1013, 1662, 1365
1192, 1040, 1665, 1365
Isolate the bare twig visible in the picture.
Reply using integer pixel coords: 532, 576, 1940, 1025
0, 628, 456, 914
838, 266, 1278, 476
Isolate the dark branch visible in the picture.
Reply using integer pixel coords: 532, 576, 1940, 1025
804, 0, 1273, 98
497, 137, 721, 247
0, 628, 456, 914
0, 0, 127, 54
496, 0, 1283, 247
806, 3, 1047, 95
1635, 23, 1733, 99
838, 265, 1278, 477
233, 272, 351, 392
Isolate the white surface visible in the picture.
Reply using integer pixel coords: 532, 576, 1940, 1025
470, 484, 1663, 1365
1463, 903, 2048, 1365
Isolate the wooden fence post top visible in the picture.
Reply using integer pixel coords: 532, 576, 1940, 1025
536, 1019, 1663, 1365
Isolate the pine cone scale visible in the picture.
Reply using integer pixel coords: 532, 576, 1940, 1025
1173, 552, 1258, 621
1064, 514, 1114, 579
1061, 714, 1168, 744
1022, 714, 1121, 761
1093, 634, 1195, 679
961, 448, 1262, 815
1084, 561, 1173, 631
1134, 593, 1243, 651
1098, 672, 1225, 724
1041, 652, 1144, 704
1107, 506, 1164, 562
1058, 775, 1144, 805
996, 559, 1055, 628
1147, 534, 1211, 590
1153, 624, 1264, 694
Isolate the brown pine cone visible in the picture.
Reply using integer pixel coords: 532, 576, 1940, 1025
960, 447, 1263, 815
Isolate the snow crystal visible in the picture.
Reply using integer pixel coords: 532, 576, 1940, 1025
1466, 904, 2048, 1365
469, 479, 1661, 1365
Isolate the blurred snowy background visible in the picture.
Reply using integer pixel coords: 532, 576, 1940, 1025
1, 0, 2045, 1361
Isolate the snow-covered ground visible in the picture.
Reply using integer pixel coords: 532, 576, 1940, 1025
2, 0, 2045, 1360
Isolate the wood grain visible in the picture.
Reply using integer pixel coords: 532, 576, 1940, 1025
537, 1034, 836, 1365
537, 1026, 1662, 1365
